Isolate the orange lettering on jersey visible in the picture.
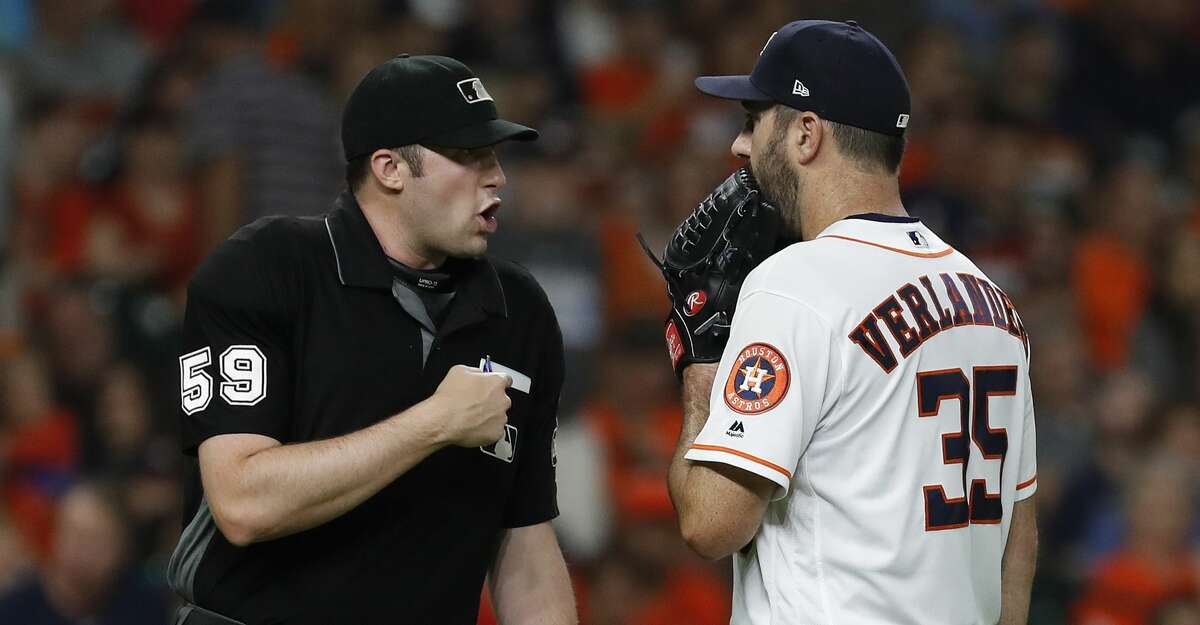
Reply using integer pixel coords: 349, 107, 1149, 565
724, 343, 790, 415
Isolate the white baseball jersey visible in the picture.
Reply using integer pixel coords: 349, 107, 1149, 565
684, 214, 1037, 625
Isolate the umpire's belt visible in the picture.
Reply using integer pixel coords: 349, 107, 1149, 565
175, 603, 247, 625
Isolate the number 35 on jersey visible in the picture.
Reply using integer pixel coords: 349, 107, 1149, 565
179, 345, 268, 414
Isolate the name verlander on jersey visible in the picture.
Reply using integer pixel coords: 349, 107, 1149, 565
849, 271, 1029, 373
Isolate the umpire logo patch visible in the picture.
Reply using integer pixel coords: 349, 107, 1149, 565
457, 78, 494, 104
724, 343, 790, 415
481, 424, 518, 463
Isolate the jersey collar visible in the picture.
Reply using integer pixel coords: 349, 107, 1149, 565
324, 191, 508, 324
814, 212, 954, 258
844, 212, 920, 224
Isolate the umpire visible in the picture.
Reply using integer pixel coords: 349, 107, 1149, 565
167, 55, 577, 625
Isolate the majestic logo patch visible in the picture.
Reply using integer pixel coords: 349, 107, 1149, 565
684, 290, 707, 316
665, 320, 684, 368
726, 421, 746, 438
457, 78, 494, 104
724, 343, 790, 415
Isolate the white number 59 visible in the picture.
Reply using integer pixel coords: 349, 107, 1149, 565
179, 345, 267, 414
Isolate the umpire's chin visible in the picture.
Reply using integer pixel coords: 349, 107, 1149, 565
447, 229, 492, 260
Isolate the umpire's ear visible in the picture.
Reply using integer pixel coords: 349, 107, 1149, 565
369, 148, 407, 192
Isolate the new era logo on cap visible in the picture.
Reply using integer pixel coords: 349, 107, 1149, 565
457, 78, 493, 104
792, 80, 810, 96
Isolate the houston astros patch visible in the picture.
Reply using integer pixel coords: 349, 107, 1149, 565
724, 343, 790, 415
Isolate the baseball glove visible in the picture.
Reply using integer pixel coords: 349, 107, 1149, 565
638, 167, 782, 378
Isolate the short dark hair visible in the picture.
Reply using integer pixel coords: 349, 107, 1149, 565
771, 105, 905, 174
828, 120, 906, 174
346, 145, 425, 191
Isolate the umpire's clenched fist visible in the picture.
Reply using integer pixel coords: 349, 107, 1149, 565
429, 364, 513, 448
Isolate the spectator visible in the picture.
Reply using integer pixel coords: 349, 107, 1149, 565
0, 480, 168, 625
86, 115, 200, 292
39, 282, 117, 471
1072, 459, 1199, 625
94, 364, 178, 562
1073, 156, 1165, 371
186, 0, 340, 248
489, 160, 603, 413
1051, 367, 1159, 570
0, 513, 33, 595
19, 0, 148, 102
580, 523, 729, 625
0, 350, 78, 559
582, 323, 680, 524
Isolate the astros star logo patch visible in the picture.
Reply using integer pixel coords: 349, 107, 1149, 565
724, 343, 790, 415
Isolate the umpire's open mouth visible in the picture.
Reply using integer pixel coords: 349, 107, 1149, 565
479, 201, 501, 232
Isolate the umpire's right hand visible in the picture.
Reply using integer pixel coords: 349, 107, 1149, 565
430, 364, 513, 447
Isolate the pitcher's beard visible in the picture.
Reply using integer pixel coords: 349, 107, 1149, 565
756, 134, 805, 239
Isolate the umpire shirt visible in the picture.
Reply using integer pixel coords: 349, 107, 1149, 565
168, 190, 564, 625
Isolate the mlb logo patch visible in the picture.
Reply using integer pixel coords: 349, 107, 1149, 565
457, 78, 493, 104
481, 424, 518, 463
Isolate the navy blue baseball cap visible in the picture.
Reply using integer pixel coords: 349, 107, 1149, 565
342, 54, 538, 160
696, 20, 911, 137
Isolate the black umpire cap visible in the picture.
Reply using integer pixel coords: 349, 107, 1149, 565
696, 20, 911, 137
342, 54, 539, 160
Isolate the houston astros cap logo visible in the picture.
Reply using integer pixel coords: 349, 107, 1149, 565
724, 343, 790, 415
684, 290, 707, 316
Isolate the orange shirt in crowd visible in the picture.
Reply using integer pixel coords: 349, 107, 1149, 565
15, 180, 199, 291
598, 216, 669, 329
585, 401, 682, 522
629, 566, 731, 625
1, 408, 79, 560
1072, 551, 1198, 625
1072, 233, 1150, 370
105, 183, 202, 291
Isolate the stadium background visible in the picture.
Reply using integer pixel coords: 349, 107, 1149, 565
0, 0, 1198, 623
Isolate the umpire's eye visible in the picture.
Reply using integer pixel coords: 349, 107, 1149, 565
743, 112, 759, 134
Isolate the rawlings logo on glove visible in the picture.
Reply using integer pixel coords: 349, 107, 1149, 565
638, 167, 782, 378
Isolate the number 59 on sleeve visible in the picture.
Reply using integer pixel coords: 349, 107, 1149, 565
179, 346, 268, 414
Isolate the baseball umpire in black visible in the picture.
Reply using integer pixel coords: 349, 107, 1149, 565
167, 55, 577, 625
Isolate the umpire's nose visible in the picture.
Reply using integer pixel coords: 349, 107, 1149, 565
731, 131, 751, 160
483, 150, 507, 189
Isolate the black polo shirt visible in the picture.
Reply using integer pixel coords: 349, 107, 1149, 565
168, 191, 564, 625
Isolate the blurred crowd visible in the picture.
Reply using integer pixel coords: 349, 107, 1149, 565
0, 0, 1198, 623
